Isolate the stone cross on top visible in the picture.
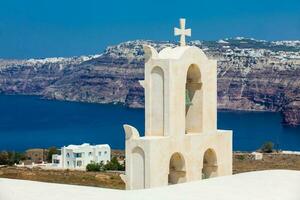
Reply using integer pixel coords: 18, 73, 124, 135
174, 18, 191, 46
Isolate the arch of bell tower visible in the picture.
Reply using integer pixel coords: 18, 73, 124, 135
149, 66, 165, 136
185, 64, 203, 134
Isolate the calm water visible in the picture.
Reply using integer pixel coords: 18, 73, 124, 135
0, 95, 299, 152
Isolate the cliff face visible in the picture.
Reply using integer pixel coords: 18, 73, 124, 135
217, 57, 300, 126
0, 38, 299, 126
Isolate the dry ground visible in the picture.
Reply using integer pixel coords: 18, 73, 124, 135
0, 167, 124, 189
233, 153, 300, 174
0, 152, 299, 189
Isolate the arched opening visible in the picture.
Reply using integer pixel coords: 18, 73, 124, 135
202, 149, 218, 179
168, 152, 187, 184
150, 66, 164, 136
185, 64, 203, 134
131, 147, 145, 189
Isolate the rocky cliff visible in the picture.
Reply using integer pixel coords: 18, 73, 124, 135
0, 38, 299, 126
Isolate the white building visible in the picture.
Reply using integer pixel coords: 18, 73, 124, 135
52, 143, 111, 170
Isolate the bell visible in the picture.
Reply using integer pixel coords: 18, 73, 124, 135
185, 89, 193, 106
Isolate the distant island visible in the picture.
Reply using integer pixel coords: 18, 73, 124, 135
0, 37, 299, 126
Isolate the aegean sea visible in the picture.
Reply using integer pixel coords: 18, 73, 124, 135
0, 95, 299, 151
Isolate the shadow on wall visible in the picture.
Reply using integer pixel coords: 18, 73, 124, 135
202, 148, 218, 179
168, 152, 186, 184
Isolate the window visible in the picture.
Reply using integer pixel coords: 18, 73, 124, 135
104, 151, 107, 154
88, 152, 92, 156
67, 161, 70, 166
66, 153, 70, 158
77, 161, 82, 167
54, 159, 60, 164
99, 152, 102, 156
74, 153, 82, 158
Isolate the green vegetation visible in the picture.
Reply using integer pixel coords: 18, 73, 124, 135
103, 157, 125, 171
0, 151, 26, 165
261, 142, 274, 153
236, 154, 246, 160
86, 157, 125, 172
86, 161, 105, 172
47, 146, 59, 163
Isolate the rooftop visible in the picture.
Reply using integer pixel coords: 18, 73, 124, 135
64, 143, 110, 150
0, 170, 299, 200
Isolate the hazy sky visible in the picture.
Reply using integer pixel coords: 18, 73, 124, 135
0, 0, 299, 59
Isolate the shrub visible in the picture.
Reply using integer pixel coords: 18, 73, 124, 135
47, 147, 59, 163
9, 151, 26, 165
86, 161, 104, 172
0, 151, 9, 165
104, 157, 125, 171
0, 151, 26, 165
236, 154, 246, 160
86, 157, 125, 172
261, 142, 274, 153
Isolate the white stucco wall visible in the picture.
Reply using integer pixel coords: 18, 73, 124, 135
1, 170, 299, 200
122, 44, 232, 189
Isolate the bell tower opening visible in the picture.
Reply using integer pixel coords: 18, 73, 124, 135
185, 64, 203, 134
131, 147, 145, 189
150, 66, 165, 136
202, 149, 218, 179
168, 152, 186, 184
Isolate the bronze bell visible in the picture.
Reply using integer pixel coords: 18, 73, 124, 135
185, 89, 193, 106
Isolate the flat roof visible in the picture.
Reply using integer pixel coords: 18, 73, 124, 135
1, 170, 299, 200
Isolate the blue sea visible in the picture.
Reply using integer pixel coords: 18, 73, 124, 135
0, 95, 299, 152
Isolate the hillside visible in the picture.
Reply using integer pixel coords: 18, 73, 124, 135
0, 38, 299, 126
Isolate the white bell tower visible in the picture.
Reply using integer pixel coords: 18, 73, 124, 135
121, 18, 233, 190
